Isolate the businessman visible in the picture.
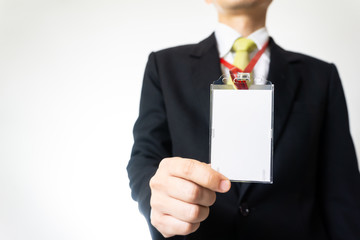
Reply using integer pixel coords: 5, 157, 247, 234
127, 0, 360, 239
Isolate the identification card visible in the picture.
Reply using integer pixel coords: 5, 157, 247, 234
210, 83, 274, 183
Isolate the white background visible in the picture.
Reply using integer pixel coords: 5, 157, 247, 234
0, 0, 359, 239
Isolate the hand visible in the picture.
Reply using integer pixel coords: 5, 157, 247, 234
149, 157, 231, 238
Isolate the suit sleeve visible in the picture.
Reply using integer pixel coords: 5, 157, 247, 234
320, 64, 360, 239
127, 53, 184, 240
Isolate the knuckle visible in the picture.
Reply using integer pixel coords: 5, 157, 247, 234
202, 206, 210, 220
187, 204, 201, 221
149, 192, 162, 210
149, 195, 156, 208
160, 157, 180, 167
149, 176, 156, 189
159, 158, 169, 169
150, 163, 169, 191
208, 191, 217, 206
150, 210, 173, 238
187, 184, 201, 203
150, 210, 160, 228
149, 174, 161, 191
183, 159, 195, 177
205, 171, 216, 187
182, 222, 194, 235
182, 222, 200, 235
161, 232, 173, 238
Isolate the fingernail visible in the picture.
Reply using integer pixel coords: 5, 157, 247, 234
219, 180, 230, 192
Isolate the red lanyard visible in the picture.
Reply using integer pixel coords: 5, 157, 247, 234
220, 40, 269, 73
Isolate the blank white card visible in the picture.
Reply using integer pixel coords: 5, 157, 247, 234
210, 84, 274, 183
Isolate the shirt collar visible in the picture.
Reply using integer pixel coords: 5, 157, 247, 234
214, 22, 270, 58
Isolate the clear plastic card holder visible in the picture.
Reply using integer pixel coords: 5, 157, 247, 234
210, 76, 274, 183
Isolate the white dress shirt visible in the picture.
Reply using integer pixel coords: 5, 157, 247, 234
214, 23, 271, 85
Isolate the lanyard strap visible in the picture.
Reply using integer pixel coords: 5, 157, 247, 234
220, 40, 269, 73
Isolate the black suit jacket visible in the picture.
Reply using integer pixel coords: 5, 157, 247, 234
127, 33, 360, 240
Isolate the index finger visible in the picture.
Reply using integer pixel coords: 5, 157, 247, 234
162, 157, 231, 193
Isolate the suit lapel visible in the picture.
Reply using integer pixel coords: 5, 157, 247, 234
238, 39, 302, 202
268, 39, 301, 148
190, 33, 222, 130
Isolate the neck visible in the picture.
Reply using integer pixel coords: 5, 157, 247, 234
217, 8, 267, 37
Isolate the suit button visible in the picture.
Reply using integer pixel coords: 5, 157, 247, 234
239, 203, 250, 216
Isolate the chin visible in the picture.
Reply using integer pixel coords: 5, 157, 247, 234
221, 0, 271, 9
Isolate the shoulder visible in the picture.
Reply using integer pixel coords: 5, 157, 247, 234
156, 43, 197, 56
150, 43, 197, 65
272, 39, 335, 71
288, 50, 333, 68
270, 39, 340, 93
149, 33, 217, 62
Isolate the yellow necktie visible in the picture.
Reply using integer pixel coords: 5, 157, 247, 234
226, 38, 257, 88
232, 37, 257, 70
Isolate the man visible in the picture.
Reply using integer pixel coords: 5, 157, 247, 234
127, 0, 360, 239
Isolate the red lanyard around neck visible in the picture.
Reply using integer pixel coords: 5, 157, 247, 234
220, 40, 269, 73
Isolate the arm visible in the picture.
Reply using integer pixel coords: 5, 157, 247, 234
127, 53, 230, 239
127, 52, 172, 238
320, 64, 360, 239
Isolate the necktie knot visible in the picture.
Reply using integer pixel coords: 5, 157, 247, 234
232, 38, 257, 53
228, 37, 257, 88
